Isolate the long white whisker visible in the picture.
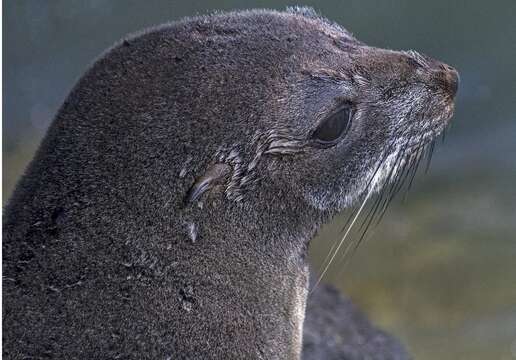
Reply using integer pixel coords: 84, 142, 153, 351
309, 183, 375, 294
309, 128, 408, 295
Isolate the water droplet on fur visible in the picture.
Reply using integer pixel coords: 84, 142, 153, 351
188, 223, 197, 243
182, 302, 192, 312
180, 157, 192, 178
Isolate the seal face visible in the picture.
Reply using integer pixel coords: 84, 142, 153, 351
181, 7, 459, 212
245, 13, 459, 211
3, 7, 457, 359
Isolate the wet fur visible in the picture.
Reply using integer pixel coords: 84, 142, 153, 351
3, 7, 456, 359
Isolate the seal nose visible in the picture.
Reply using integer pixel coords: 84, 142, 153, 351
440, 64, 459, 98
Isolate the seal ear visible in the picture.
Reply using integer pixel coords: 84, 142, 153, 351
185, 163, 230, 204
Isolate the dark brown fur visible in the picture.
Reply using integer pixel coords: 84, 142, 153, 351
3, 7, 456, 359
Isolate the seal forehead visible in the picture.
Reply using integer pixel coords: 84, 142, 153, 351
284, 6, 358, 43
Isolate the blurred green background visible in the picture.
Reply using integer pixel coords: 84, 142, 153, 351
3, 1, 516, 359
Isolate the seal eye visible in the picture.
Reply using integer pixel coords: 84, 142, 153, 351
311, 107, 351, 145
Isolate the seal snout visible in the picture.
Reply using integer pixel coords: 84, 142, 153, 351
442, 64, 459, 98
434, 63, 459, 99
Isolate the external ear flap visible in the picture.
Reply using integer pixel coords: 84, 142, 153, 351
185, 163, 230, 204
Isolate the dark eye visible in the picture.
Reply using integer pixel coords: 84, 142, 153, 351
311, 106, 352, 145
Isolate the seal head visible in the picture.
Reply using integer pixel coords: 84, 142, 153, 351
184, 8, 459, 213
3, 7, 458, 359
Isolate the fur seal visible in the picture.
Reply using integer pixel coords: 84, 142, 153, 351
3, 7, 457, 359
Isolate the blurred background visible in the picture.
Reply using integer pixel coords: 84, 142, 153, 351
3, 1, 516, 359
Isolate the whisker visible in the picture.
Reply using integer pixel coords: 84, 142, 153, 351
374, 136, 420, 226
359, 146, 406, 234
334, 141, 409, 278
309, 184, 375, 294
406, 147, 425, 195
317, 207, 358, 273
311, 122, 420, 293
424, 139, 436, 174
323, 120, 446, 288
311, 134, 403, 293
